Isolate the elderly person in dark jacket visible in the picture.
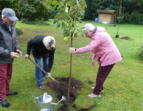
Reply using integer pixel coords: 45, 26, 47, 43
25, 35, 56, 90
0, 8, 22, 108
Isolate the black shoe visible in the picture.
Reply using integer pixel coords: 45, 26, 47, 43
6, 92, 18, 96
0, 100, 10, 108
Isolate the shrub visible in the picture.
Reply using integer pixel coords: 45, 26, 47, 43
130, 11, 140, 24
122, 11, 143, 25
137, 45, 143, 58
122, 12, 131, 23
21, 18, 49, 25
49, 10, 58, 19
16, 28, 23, 35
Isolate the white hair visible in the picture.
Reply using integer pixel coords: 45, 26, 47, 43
82, 23, 95, 33
1, 15, 4, 18
43, 36, 56, 50
1, 15, 8, 20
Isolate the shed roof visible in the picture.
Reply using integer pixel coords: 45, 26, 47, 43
97, 9, 116, 14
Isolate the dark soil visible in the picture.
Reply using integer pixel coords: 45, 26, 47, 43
120, 36, 130, 40
45, 77, 84, 111
88, 80, 93, 84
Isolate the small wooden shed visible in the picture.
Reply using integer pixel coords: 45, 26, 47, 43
97, 9, 116, 24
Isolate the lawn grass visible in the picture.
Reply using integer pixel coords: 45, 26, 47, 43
0, 19, 143, 111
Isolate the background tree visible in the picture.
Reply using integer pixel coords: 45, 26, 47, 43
84, 0, 92, 20
122, 0, 143, 24
0, 0, 50, 22
83, 0, 143, 24
46, 0, 87, 98
18, 0, 50, 22
83, 0, 120, 20
0, 0, 19, 16
0, 0, 15, 11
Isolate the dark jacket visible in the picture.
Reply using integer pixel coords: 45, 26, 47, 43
0, 18, 20, 64
27, 35, 55, 72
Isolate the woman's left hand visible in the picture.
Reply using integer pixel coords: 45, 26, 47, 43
69, 47, 75, 53
16, 49, 22, 57
91, 59, 95, 66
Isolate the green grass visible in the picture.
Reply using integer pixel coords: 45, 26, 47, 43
1, 19, 143, 111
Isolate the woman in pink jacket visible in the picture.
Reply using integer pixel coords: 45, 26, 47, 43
69, 23, 122, 98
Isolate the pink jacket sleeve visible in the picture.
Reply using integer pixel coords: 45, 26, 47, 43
75, 36, 101, 54
92, 54, 96, 60
74, 27, 122, 66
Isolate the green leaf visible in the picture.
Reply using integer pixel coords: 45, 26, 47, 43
63, 30, 67, 34
56, 23, 61, 28
49, 0, 86, 39
61, 22, 67, 28
63, 30, 70, 37
64, 37, 69, 42
53, 18, 58, 24
80, 31, 85, 37
46, 0, 52, 6
57, 1, 62, 5
64, 37, 68, 40
55, 13, 61, 18
78, 18, 82, 23
52, 1, 57, 5
74, 32, 78, 38
51, 5, 57, 11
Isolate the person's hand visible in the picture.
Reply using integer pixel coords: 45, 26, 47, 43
25, 54, 29, 59
46, 72, 51, 77
69, 47, 75, 53
91, 59, 95, 66
16, 49, 22, 57
10, 52, 19, 58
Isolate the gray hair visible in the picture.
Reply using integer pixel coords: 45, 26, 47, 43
1, 15, 8, 20
1, 15, 5, 18
43, 36, 56, 50
82, 23, 95, 33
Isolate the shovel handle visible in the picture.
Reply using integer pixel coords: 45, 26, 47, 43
28, 57, 59, 84
28, 57, 47, 74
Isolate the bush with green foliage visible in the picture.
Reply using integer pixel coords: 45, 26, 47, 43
122, 11, 143, 25
0, 0, 18, 12
17, 0, 50, 21
130, 11, 140, 24
137, 45, 143, 58
16, 28, 23, 35
0, 0, 50, 22
84, 0, 120, 20
122, 12, 131, 23
49, 10, 58, 19
21, 18, 49, 25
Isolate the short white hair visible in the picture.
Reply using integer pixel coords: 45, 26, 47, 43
43, 36, 56, 50
83, 23, 95, 33
1, 15, 4, 18
1, 15, 8, 20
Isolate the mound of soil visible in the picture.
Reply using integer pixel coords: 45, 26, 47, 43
45, 77, 84, 111
120, 36, 130, 40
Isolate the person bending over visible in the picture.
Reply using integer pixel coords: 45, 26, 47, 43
25, 35, 56, 90
69, 23, 122, 98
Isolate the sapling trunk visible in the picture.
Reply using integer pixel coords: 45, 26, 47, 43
117, 24, 119, 35
68, 32, 73, 98
116, 24, 120, 38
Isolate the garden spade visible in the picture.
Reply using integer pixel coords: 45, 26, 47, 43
28, 57, 59, 84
